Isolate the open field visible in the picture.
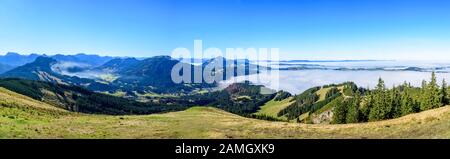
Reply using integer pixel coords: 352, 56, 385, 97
254, 97, 294, 120
1, 87, 450, 139
316, 87, 332, 101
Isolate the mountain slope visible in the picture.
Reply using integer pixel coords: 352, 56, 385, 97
0, 55, 269, 94
52, 53, 114, 67
95, 57, 140, 72
96, 56, 214, 94
0, 56, 117, 91
254, 97, 295, 120
277, 83, 349, 121
0, 63, 13, 74
201, 56, 268, 80
0, 78, 187, 115
1, 94, 449, 139
1, 57, 87, 84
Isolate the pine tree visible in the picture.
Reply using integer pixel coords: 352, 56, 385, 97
369, 78, 387, 121
390, 86, 402, 118
420, 79, 429, 111
400, 83, 415, 115
332, 99, 348, 124
430, 72, 441, 108
359, 91, 373, 122
419, 72, 442, 111
346, 91, 360, 123
441, 79, 449, 106
421, 72, 441, 110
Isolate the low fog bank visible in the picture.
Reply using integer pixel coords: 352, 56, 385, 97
220, 70, 450, 95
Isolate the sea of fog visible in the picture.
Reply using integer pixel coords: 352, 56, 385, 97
221, 61, 450, 95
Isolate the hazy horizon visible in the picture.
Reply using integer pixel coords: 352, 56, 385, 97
1, 0, 450, 60
2, 51, 450, 62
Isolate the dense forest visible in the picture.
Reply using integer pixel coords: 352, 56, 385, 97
332, 72, 449, 124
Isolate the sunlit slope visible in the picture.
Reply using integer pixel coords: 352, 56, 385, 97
0, 87, 67, 111
254, 97, 294, 120
1, 87, 449, 139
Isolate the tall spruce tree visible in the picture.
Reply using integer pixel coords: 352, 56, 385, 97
429, 72, 441, 109
369, 78, 387, 121
346, 91, 361, 123
332, 99, 348, 124
390, 86, 402, 118
441, 79, 449, 105
420, 72, 441, 110
360, 91, 373, 122
420, 80, 429, 110
400, 83, 415, 115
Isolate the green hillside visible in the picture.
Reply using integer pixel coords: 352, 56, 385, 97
1, 87, 450, 139
278, 83, 352, 122
254, 97, 294, 120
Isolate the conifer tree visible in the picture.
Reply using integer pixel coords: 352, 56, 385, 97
400, 83, 415, 115
332, 99, 348, 124
390, 86, 402, 118
421, 72, 441, 110
359, 91, 373, 122
369, 78, 387, 121
441, 79, 449, 105
420, 80, 429, 110
430, 72, 441, 108
346, 91, 361, 123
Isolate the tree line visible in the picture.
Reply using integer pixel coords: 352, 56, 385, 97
333, 72, 449, 124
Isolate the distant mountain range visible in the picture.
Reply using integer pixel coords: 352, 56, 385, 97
0, 52, 114, 67
0, 56, 115, 91
0, 53, 264, 95
0, 56, 196, 94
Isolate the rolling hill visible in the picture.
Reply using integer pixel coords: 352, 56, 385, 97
1, 87, 449, 139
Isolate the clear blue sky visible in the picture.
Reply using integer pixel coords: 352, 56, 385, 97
0, 0, 450, 60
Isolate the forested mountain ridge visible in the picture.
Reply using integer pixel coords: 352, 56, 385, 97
273, 72, 450, 124
275, 82, 361, 123
331, 72, 449, 124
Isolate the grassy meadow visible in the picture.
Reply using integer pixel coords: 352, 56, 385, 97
1, 87, 450, 139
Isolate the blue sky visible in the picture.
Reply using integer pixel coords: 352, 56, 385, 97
0, 0, 449, 60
